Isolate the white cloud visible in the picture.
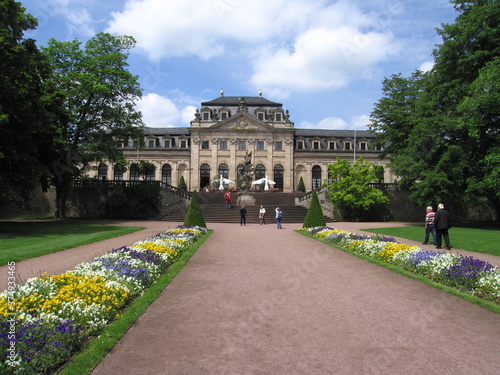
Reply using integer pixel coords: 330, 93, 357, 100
181, 106, 197, 125
299, 117, 349, 130
249, 26, 398, 95
39, 0, 96, 37
136, 93, 198, 127
419, 61, 435, 72
352, 115, 370, 129
136, 93, 180, 127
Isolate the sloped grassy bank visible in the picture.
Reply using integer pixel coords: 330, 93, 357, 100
298, 227, 500, 314
0, 226, 210, 375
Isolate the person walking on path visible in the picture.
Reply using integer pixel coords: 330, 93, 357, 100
259, 205, 266, 225
240, 205, 247, 226
435, 203, 452, 250
223, 191, 232, 209
423, 206, 436, 245
275, 207, 283, 229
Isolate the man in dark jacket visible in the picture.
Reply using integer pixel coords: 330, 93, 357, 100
435, 203, 451, 250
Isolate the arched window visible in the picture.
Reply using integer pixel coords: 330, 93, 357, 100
273, 164, 284, 189
255, 164, 266, 180
114, 164, 126, 180
98, 164, 108, 180
218, 163, 229, 178
162, 164, 172, 185
200, 164, 211, 189
312, 165, 322, 190
130, 163, 139, 181
145, 163, 155, 181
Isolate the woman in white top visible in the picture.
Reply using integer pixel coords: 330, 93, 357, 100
259, 205, 266, 225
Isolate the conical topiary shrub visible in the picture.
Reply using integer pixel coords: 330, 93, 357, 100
297, 176, 306, 192
303, 191, 326, 228
178, 175, 187, 190
184, 190, 207, 228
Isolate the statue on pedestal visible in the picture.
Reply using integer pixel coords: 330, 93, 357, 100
238, 151, 254, 192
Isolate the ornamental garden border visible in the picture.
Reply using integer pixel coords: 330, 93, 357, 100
0, 226, 211, 375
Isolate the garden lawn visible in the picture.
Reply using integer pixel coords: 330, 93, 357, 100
362, 226, 500, 256
0, 221, 145, 266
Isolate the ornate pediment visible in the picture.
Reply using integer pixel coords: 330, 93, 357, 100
210, 113, 274, 131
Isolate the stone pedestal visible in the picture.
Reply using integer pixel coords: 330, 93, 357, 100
237, 192, 256, 206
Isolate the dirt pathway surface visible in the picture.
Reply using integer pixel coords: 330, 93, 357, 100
88, 221, 500, 375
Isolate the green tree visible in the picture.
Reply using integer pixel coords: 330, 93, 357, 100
370, 0, 500, 208
303, 191, 326, 228
0, 0, 58, 206
41, 33, 144, 217
136, 160, 155, 180
184, 190, 206, 228
325, 158, 389, 221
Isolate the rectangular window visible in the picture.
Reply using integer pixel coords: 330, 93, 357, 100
238, 141, 246, 150
313, 141, 320, 150
180, 140, 187, 148
275, 141, 282, 150
344, 142, 351, 151
256, 141, 265, 150
220, 140, 228, 150
275, 113, 282, 121
257, 113, 264, 121
149, 140, 155, 148
297, 141, 304, 150
203, 112, 210, 120
201, 140, 209, 150
221, 112, 227, 120
359, 142, 367, 151
329, 142, 336, 150
116, 141, 124, 148
164, 140, 171, 148
133, 140, 138, 148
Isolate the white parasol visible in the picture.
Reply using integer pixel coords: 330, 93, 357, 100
213, 174, 235, 190
251, 175, 276, 191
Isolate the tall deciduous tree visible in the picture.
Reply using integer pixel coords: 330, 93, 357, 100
325, 158, 389, 221
0, 0, 58, 206
42, 33, 144, 217
370, 0, 499, 209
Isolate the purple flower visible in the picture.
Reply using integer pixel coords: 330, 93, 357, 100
437, 256, 495, 290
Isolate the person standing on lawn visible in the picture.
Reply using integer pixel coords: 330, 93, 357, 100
435, 203, 451, 250
423, 206, 437, 245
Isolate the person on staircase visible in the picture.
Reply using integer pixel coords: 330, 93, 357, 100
223, 190, 232, 209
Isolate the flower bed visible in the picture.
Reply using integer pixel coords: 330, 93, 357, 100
0, 225, 207, 374
299, 226, 500, 304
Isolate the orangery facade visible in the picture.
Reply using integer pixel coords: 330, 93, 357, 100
92, 94, 395, 193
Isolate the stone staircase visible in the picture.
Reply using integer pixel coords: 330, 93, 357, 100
158, 191, 309, 224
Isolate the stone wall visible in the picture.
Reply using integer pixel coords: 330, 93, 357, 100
0, 187, 189, 220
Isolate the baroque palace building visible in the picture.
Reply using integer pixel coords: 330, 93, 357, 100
93, 93, 394, 193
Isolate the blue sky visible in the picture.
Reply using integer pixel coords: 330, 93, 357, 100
21, 0, 458, 130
